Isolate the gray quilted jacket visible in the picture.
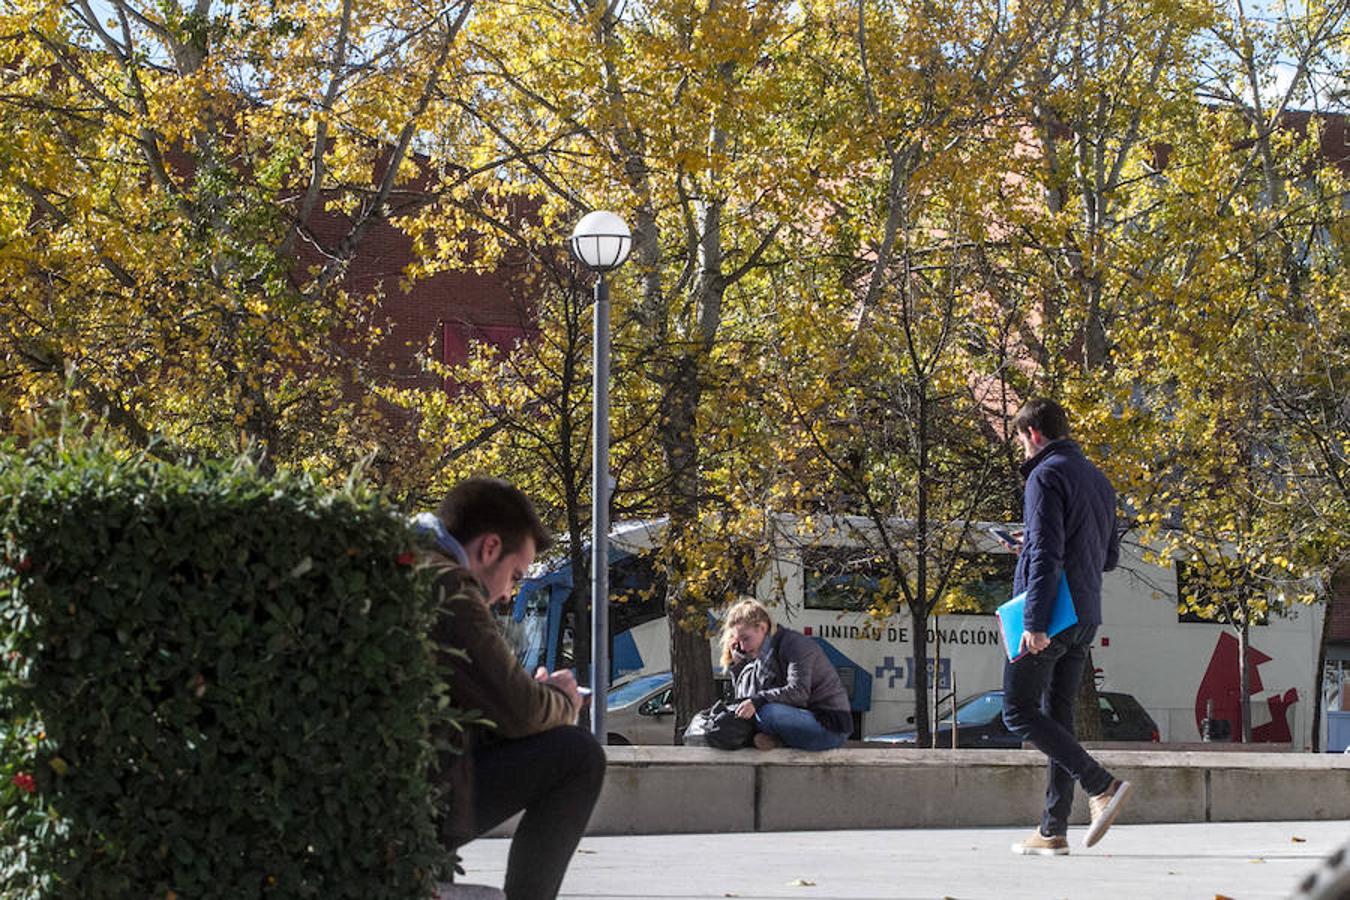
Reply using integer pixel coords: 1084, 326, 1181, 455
730, 626, 851, 734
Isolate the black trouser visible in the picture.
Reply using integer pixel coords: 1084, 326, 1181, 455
460, 725, 606, 900
1002, 623, 1114, 837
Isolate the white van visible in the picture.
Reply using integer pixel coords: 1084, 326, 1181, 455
512, 516, 1324, 747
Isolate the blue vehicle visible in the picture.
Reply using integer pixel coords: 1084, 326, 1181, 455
505, 521, 671, 681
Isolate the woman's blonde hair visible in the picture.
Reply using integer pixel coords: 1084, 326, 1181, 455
718, 597, 773, 668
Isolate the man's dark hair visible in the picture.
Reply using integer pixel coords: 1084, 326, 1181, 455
1011, 397, 1071, 441
437, 477, 554, 554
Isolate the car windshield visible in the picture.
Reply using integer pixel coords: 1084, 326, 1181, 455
606, 673, 671, 709
953, 693, 1004, 726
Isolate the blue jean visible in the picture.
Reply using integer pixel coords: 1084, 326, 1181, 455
1002, 623, 1115, 837
755, 703, 849, 751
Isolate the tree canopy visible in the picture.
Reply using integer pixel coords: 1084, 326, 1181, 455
3, 0, 1347, 737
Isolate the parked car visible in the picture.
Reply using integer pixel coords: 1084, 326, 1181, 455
864, 689, 1160, 747
605, 671, 734, 745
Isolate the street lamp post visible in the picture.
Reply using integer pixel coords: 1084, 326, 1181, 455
569, 210, 632, 740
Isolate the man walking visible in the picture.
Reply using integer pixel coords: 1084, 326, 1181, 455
417, 477, 605, 899
1002, 399, 1132, 855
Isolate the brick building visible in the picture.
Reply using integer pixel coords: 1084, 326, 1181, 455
305, 207, 538, 394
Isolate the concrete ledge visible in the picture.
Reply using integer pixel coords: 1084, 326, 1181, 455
1080, 741, 1297, 752
567, 747, 1350, 835
589, 752, 755, 833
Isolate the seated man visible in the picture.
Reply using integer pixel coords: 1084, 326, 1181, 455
418, 477, 605, 900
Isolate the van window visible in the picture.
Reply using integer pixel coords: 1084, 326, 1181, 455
504, 583, 552, 669
610, 552, 668, 634
803, 547, 1012, 614
941, 552, 1015, 615
803, 547, 885, 612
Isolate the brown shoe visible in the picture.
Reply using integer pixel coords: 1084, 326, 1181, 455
753, 732, 783, 751
1011, 830, 1070, 856
1083, 779, 1133, 847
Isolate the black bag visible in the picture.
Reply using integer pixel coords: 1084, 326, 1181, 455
683, 698, 755, 750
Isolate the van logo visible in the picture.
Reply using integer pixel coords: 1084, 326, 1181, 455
872, 657, 953, 691
874, 656, 905, 689
909, 658, 952, 690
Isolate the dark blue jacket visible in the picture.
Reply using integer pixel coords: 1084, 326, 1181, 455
1013, 439, 1120, 631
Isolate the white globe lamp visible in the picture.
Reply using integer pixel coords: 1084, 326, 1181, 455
569, 211, 632, 272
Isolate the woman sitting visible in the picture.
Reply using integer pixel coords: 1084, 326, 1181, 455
721, 598, 852, 751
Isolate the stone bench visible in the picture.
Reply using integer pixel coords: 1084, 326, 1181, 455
564, 746, 1350, 835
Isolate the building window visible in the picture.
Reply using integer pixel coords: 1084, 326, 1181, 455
442, 321, 530, 366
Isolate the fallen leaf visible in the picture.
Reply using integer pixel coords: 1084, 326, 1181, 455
786, 879, 816, 887
1215, 895, 1234, 900
1291, 836, 1306, 843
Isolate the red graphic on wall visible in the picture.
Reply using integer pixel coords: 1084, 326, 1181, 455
1194, 632, 1299, 742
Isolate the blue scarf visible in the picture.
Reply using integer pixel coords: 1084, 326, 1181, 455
410, 512, 468, 566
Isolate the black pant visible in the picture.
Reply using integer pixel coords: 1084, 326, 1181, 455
460, 725, 606, 900
1002, 623, 1114, 837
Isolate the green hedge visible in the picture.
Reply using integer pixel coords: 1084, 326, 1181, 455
0, 442, 451, 899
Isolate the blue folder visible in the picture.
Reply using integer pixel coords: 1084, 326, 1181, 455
995, 573, 1077, 662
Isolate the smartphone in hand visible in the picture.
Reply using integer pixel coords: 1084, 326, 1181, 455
989, 526, 1021, 550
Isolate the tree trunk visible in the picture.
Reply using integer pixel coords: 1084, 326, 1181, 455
1311, 602, 1328, 752
913, 387, 933, 747
1075, 650, 1104, 741
568, 554, 591, 686
558, 282, 589, 679
561, 532, 590, 684
1238, 616, 1253, 743
910, 606, 931, 747
662, 357, 716, 738
668, 610, 716, 744
931, 614, 942, 748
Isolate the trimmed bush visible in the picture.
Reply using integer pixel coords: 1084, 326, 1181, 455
0, 441, 451, 899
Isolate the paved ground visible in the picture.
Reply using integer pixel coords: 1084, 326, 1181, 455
456, 820, 1349, 899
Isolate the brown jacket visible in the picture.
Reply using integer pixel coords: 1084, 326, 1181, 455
427, 552, 575, 845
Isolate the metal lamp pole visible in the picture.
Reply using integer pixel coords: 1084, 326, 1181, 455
590, 270, 611, 740
569, 211, 631, 740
